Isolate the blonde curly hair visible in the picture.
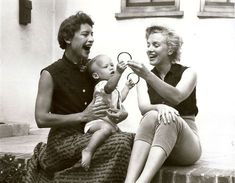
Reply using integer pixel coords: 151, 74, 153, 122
145, 25, 183, 63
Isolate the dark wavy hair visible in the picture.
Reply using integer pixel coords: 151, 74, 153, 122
57, 11, 94, 49
146, 25, 183, 63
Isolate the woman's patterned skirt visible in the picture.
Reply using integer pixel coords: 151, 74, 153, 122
24, 128, 134, 183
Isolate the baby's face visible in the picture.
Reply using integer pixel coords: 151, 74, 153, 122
92, 56, 115, 80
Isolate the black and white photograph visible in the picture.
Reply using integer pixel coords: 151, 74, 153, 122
0, 0, 235, 182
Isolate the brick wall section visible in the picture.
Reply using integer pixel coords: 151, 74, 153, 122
152, 165, 235, 183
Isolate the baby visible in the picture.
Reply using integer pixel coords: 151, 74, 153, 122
81, 54, 134, 170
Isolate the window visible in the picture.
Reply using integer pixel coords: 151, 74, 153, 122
198, 0, 235, 18
115, 0, 183, 20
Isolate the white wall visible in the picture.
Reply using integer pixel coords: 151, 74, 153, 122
0, 0, 55, 128
0, 0, 3, 119
1, 0, 235, 153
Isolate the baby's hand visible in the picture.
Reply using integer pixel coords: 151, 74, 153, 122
125, 79, 135, 89
116, 61, 127, 74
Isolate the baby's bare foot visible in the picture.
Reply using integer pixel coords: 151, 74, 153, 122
81, 148, 92, 171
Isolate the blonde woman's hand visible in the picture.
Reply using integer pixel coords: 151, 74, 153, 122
156, 104, 180, 124
127, 60, 151, 79
116, 61, 127, 74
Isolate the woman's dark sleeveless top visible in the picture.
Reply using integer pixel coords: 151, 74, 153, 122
147, 63, 198, 116
42, 54, 95, 131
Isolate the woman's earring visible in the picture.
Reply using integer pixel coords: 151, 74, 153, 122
168, 49, 173, 55
64, 39, 71, 45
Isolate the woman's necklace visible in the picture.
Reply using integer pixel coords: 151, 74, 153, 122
78, 58, 87, 72
72, 58, 87, 72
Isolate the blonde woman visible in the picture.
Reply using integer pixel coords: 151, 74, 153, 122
125, 25, 202, 183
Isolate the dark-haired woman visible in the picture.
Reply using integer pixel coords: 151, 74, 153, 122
25, 12, 133, 183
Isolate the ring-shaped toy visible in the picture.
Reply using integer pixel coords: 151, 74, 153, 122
117, 52, 132, 64
127, 72, 140, 84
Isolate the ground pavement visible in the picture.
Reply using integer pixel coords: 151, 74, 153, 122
0, 128, 235, 182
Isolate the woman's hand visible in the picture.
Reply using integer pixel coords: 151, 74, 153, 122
83, 100, 109, 122
127, 60, 151, 79
106, 108, 128, 124
156, 104, 180, 124
116, 61, 127, 74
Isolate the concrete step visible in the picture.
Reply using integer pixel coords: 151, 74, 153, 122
0, 122, 30, 138
152, 163, 235, 183
0, 151, 234, 183
0, 129, 235, 182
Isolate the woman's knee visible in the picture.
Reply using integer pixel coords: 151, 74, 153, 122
140, 110, 159, 129
135, 110, 160, 142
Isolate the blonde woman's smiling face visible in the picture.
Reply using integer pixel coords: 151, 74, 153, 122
146, 33, 170, 66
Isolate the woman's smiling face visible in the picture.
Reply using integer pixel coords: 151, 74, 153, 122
70, 23, 94, 59
146, 32, 170, 66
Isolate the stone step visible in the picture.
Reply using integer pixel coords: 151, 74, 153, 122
0, 152, 234, 183
152, 164, 235, 183
0, 122, 29, 138
1, 130, 235, 182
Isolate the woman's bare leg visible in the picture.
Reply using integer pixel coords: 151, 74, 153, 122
124, 140, 151, 183
136, 116, 201, 183
136, 146, 167, 183
125, 111, 159, 183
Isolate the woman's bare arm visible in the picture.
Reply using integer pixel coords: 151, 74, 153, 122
35, 70, 108, 128
128, 61, 197, 106
145, 68, 197, 105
